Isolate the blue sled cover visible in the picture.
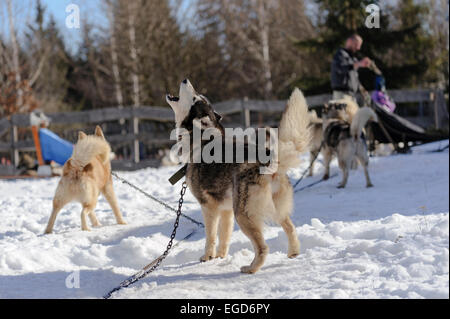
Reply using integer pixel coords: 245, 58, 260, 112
39, 128, 73, 166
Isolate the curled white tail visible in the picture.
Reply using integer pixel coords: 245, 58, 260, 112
350, 107, 378, 140
70, 136, 111, 168
277, 88, 311, 174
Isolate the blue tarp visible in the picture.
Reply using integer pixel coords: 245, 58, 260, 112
39, 128, 73, 166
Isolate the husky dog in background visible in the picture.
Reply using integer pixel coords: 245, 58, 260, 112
45, 126, 126, 233
166, 79, 310, 273
322, 101, 378, 188
307, 96, 359, 177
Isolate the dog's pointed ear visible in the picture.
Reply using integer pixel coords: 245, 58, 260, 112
214, 111, 222, 122
95, 125, 105, 139
78, 131, 87, 141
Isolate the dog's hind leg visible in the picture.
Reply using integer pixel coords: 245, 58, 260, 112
217, 209, 234, 258
45, 183, 72, 234
235, 213, 268, 274
308, 151, 318, 176
80, 202, 97, 231
337, 141, 354, 188
45, 194, 71, 234
337, 159, 350, 188
273, 175, 300, 258
102, 180, 126, 225
322, 147, 332, 180
88, 210, 101, 227
280, 218, 300, 258
200, 204, 220, 261
362, 163, 373, 188
234, 179, 271, 274
356, 143, 373, 188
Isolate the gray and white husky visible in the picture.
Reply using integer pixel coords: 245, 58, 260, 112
321, 101, 378, 188
166, 79, 310, 273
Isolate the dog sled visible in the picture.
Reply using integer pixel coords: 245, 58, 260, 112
357, 74, 448, 152
367, 90, 448, 152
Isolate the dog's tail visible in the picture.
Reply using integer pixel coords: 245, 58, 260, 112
70, 126, 111, 169
350, 107, 378, 140
276, 88, 311, 174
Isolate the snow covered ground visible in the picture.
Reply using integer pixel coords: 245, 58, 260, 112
0, 141, 448, 299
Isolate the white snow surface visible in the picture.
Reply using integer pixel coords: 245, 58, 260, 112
0, 141, 448, 299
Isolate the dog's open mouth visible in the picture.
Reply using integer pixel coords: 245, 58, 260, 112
166, 94, 179, 102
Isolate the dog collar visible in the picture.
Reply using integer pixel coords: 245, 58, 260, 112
169, 164, 188, 185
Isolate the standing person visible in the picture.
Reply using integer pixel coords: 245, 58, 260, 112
331, 34, 371, 102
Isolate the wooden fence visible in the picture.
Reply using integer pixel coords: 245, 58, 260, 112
0, 88, 448, 174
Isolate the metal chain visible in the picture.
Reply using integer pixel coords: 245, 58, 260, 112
103, 181, 188, 299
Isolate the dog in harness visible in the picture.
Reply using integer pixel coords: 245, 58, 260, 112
321, 101, 378, 188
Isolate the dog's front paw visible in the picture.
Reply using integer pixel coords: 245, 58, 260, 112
117, 220, 127, 225
240, 265, 257, 274
216, 246, 230, 259
215, 252, 228, 259
323, 174, 329, 180
287, 241, 300, 258
337, 184, 346, 189
366, 183, 374, 188
200, 254, 215, 262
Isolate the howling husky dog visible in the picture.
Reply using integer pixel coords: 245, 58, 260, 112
45, 126, 126, 233
166, 79, 310, 273
322, 101, 378, 188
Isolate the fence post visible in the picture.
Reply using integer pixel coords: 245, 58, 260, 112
119, 106, 128, 159
131, 107, 140, 163
433, 89, 448, 130
242, 97, 250, 128
10, 119, 19, 168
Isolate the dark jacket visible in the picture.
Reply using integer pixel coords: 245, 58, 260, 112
331, 48, 359, 94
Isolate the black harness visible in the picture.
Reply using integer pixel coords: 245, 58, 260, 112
324, 121, 366, 148
324, 121, 351, 148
